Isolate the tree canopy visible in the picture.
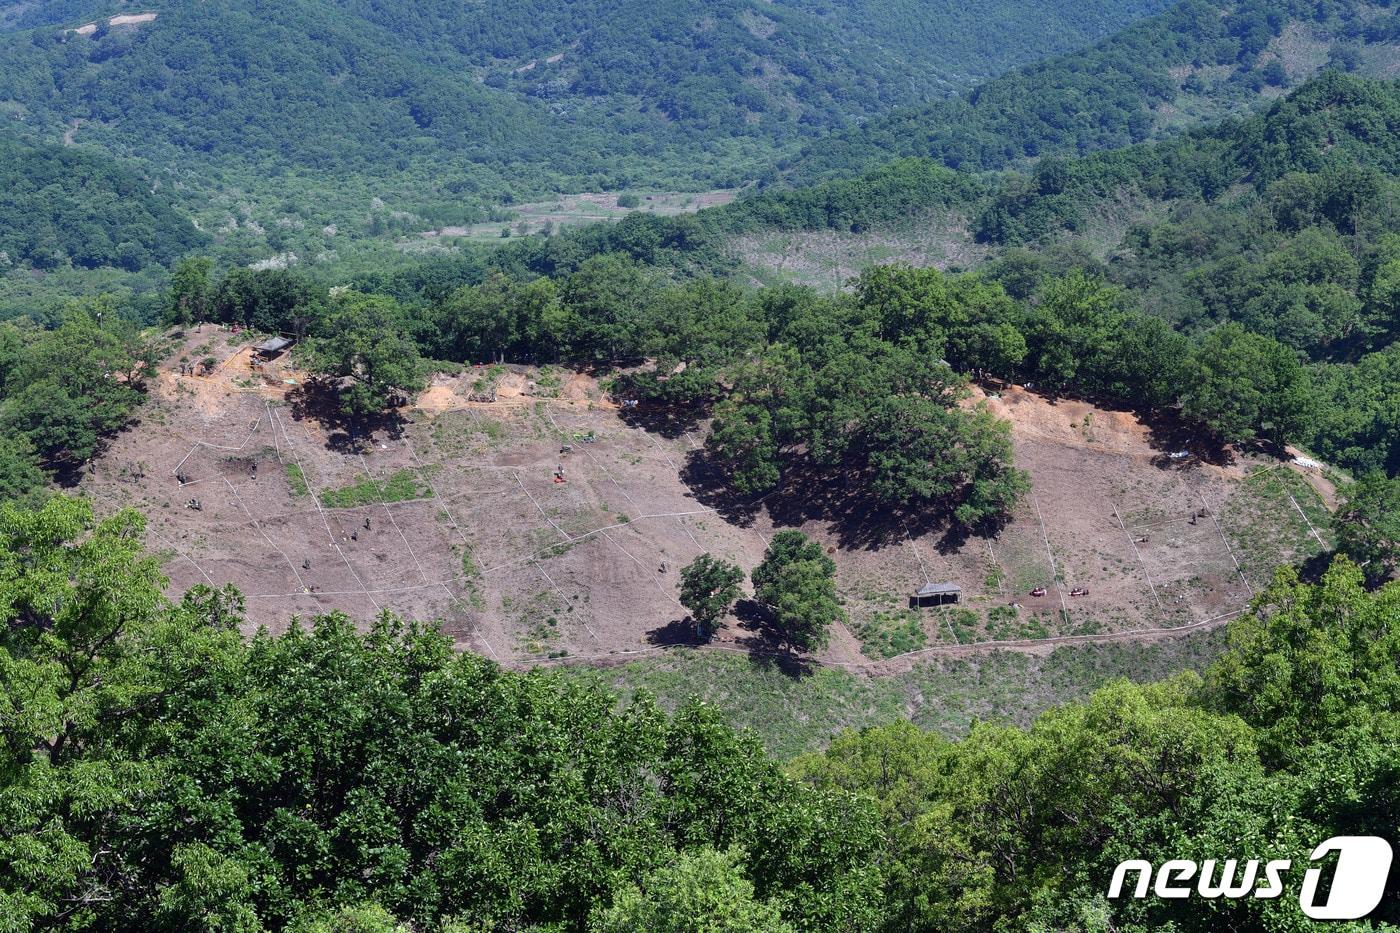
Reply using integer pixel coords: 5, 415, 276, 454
0, 136, 204, 272
679, 554, 746, 639
1333, 472, 1400, 585
2, 493, 1397, 929
751, 531, 841, 653
303, 293, 427, 415
0, 304, 159, 465
0, 496, 883, 932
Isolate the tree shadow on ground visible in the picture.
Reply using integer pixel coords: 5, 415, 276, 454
618, 403, 704, 441
678, 450, 765, 528
286, 379, 408, 454
679, 447, 995, 553
57, 407, 150, 489
1299, 548, 1340, 585
646, 616, 707, 647
1128, 406, 1235, 469
55, 462, 93, 490
730, 599, 816, 678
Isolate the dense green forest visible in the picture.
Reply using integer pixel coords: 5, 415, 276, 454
1, 494, 1396, 930
970, 72, 1400, 475
0, 301, 164, 496
971, 73, 1400, 473
771, 0, 1400, 186
0, 0, 1392, 271
0, 0, 1171, 229
0, 136, 204, 271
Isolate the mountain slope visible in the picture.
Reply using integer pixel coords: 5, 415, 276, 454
769, 0, 1400, 187
0, 0, 1173, 208
0, 134, 205, 272
446, 73, 1400, 476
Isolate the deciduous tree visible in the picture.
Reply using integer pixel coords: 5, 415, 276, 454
679, 554, 745, 638
752, 531, 841, 652
593, 847, 793, 933
1334, 473, 1400, 585
303, 292, 426, 415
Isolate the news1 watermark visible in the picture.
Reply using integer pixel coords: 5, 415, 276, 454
1108, 836, 1394, 920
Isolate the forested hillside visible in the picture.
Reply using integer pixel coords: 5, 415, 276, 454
963, 72, 1400, 476
771, 0, 1400, 186
3, 0, 1388, 270
0, 0, 1171, 221
0, 135, 204, 271
467, 73, 1400, 478
2, 494, 1397, 929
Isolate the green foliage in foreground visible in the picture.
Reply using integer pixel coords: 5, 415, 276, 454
0, 496, 882, 932
793, 559, 1400, 930
4, 494, 1394, 929
592, 846, 793, 933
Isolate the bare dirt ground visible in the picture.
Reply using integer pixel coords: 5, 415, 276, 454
82, 331, 1332, 674
69, 11, 157, 35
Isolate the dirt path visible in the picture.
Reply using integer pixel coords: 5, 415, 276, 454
525, 604, 1245, 676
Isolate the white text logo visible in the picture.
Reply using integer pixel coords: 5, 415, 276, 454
1108, 836, 1393, 920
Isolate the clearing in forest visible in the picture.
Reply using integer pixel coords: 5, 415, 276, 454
83, 330, 1333, 672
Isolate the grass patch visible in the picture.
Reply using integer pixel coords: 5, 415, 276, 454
319, 468, 429, 508
468, 364, 506, 401
506, 590, 567, 657
425, 411, 510, 455
477, 418, 506, 442
985, 605, 1051, 640
285, 464, 309, 497
934, 607, 981, 644
459, 548, 485, 610
1219, 466, 1333, 587
852, 609, 927, 659
560, 628, 1229, 759
533, 366, 563, 398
